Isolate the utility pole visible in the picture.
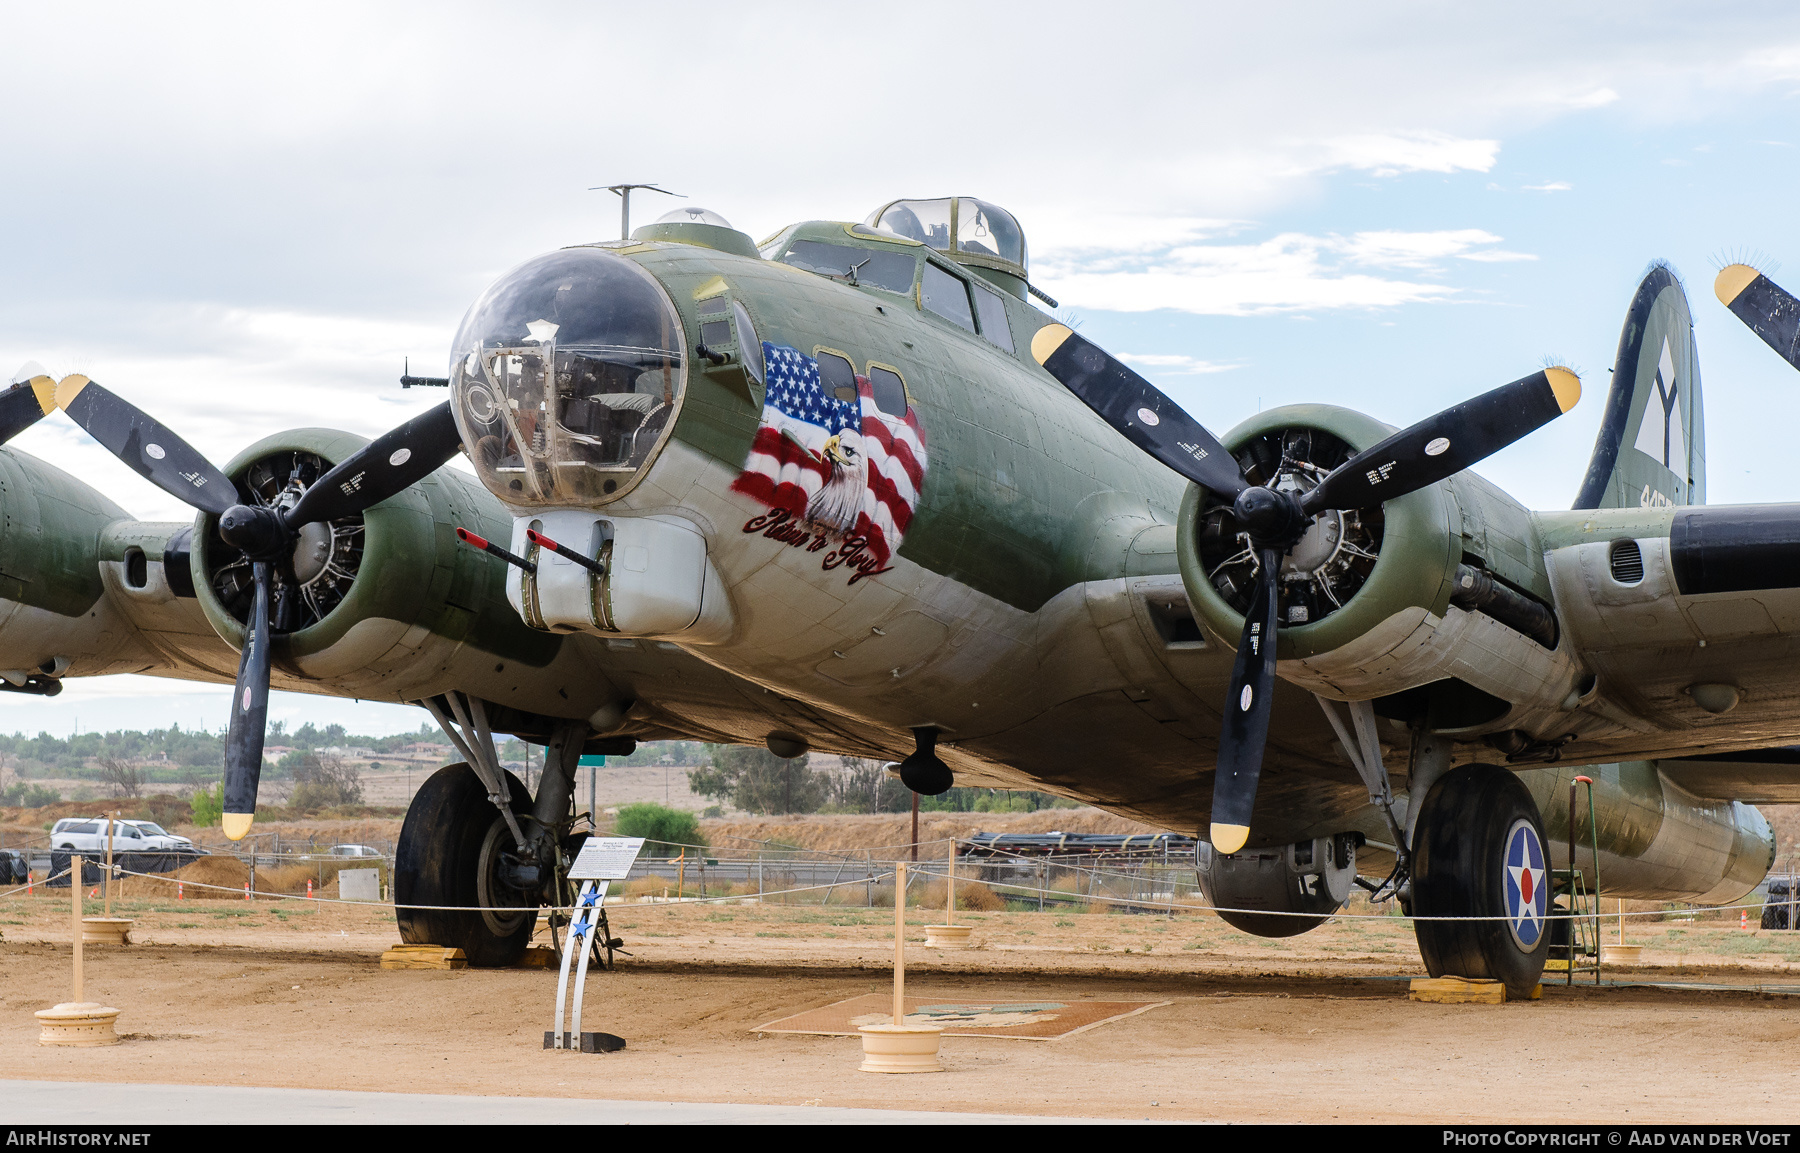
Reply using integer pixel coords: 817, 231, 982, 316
590, 183, 684, 240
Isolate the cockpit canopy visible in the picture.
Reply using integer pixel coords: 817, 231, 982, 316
863, 197, 1028, 279
448, 246, 686, 508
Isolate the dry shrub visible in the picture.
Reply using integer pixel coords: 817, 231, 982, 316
912, 879, 1004, 912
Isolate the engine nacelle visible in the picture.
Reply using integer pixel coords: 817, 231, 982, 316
186, 429, 605, 720
0, 447, 168, 687
1197, 833, 1360, 937
1176, 404, 1583, 736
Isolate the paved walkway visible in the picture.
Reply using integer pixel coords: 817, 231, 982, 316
0, 1080, 1129, 1125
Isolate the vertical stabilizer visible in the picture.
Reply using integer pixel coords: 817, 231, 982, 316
1573, 264, 1706, 509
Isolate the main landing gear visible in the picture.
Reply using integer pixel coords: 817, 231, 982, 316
1316, 695, 1550, 997
1410, 763, 1551, 999
394, 692, 595, 968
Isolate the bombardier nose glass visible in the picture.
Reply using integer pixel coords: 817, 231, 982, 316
450, 247, 686, 506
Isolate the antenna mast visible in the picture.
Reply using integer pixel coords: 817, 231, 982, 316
590, 183, 685, 240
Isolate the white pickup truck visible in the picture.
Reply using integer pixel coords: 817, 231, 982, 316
49, 818, 199, 855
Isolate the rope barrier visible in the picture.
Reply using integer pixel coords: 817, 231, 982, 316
1, 862, 1765, 925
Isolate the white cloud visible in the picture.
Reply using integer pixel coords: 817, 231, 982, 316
1522, 181, 1574, 192
1318, 131, 1500, 177
1038, 229, 1533, 316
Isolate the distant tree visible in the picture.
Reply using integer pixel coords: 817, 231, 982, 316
95, 756, 144, 799
290, 753, 364, 812
688, 745, 824, 815
825, 757, 910, 814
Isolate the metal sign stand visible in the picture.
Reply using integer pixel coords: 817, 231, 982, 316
545, 837, 644, 1054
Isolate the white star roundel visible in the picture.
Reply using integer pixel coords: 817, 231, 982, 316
1502, 818, 1548, 950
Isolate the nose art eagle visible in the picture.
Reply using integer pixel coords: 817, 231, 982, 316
807, 431, 866, 532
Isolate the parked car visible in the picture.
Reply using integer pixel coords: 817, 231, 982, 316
48, 818, 198, 855
327, 844, 383, 858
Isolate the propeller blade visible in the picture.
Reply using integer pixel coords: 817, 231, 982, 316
283, 401, 462, 527
1210, 550, 1282, 855
54, 375, 238, 516
221, 562, 273, 841
1301, 368, 1580, 515
1716, 263, 1800, 372
1031, 324, 1249, 498
0, 365, 56, 446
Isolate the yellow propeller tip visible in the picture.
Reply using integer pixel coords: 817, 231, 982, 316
1030, 323, 1073, 366
1715, 263, 1762, 307
27, 376, 56, 416
1210, 823, 1250, 855
1544, 366, 1581, 414
52, 374, 91, 412
221, 812, 254, 841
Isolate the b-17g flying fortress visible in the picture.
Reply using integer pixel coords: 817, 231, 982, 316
9, 2, 1800, 1131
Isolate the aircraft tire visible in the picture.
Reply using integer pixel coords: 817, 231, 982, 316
1410, 762, 1551, 999
395, 762, 536, 967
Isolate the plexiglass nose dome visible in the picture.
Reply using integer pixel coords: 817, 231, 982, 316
449, 246, 687, 507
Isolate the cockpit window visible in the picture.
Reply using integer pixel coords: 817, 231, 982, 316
921, 263, 975, 333
449, 247, 686, 507
955, 200, 1025, 266
874, 199, 953, 250
781, 240, 916, 295
970, 281, 1015, 353
867, 197, 1027, 271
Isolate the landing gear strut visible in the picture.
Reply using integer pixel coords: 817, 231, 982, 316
394, 693, 590, 967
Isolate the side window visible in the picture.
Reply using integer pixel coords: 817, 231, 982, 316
698, 296, 731, 350
921, 263, 975, 333
733, 302, 765, 384
696, 296, 765, 384
867, 365, 908, 417
970, 282, 1015, 353
817, 351, 857, 401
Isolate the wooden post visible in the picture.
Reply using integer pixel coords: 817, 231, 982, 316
71, 854, 83, 1004
104, 813, 115, 917
893, 861, 906, 1026
946, 841, 955, 927
910, 793, 919, 863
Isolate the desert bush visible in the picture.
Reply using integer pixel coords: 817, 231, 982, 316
0, 781, 59, 807
613, 802, 704, 855
190, 782, 223, 826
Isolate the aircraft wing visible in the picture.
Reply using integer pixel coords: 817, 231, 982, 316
1659, 747, 1800, 803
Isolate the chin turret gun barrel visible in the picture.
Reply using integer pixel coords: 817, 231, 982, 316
455, 527, 536, 575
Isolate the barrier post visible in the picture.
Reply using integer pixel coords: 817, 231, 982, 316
893, 862, 906, 1023
104, 813, 115, 917
71, 855, 82, 1003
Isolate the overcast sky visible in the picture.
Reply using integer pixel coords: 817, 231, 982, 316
6, 2, 1800, 738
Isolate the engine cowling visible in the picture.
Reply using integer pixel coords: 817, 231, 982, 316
1176, 404, 1583, 736
1197, 833, 1360, 937
186, 429, 582, 710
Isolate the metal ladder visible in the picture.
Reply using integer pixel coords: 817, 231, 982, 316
1545, 775, 1602, 985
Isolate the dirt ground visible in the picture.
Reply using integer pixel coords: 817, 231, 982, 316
5, 889, 1800, 1123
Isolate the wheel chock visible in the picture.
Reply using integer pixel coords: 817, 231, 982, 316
380, 944, 467, 970
1408, 976, 1541, 1003
543, 1031, 625, 1053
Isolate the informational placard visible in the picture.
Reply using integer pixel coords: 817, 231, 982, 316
569, 837, 646, 881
